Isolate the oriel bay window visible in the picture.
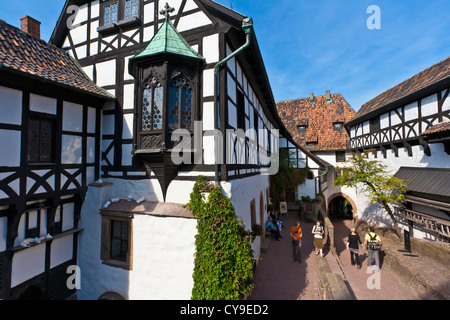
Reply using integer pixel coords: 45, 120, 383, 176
128, 18, 205, 200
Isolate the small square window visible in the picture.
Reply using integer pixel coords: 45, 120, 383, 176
297, 125, 307, 133
336, 151, 346, 163
333, 122, 343, 131
101, 216, 133, 270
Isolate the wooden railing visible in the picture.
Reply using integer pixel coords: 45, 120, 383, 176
395, 207, 450, 240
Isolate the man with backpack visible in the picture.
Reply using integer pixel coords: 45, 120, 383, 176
363, 227, 382, 270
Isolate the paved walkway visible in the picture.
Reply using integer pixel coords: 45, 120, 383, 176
249, 212, 427, 300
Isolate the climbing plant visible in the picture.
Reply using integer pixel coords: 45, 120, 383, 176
186, 176, 255, 300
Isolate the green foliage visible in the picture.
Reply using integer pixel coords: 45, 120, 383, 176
270, 149, 307, 209
186, 177, 255, 300
334, 151, 407, 236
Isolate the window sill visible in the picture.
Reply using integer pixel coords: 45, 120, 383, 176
102, 259, 132, 271
11, 228, 83, 253
117, 17, 141, 30
27, 162, 57, 167
97, 17, 141, 35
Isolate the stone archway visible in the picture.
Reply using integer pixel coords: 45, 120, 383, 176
327, 193, 358, 223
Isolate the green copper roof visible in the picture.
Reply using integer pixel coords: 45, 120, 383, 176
132, 20, 204, 61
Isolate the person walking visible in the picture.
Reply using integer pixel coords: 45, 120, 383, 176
363, 227, 382, 270
346, 227, 362, 269
265, 217, 281, 241
290, 222, 302, 263
312, 220, 324, 257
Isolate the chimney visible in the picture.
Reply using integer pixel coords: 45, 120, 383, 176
326, 90, 332, 103
309, 93, 315, 105
20, 16, 41, 39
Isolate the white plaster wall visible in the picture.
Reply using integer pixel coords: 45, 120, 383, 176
11, 243, 45, 288
421, 94, 438, 117
221, 174, 270, 260
177, 11, 212, 33
380, 113, 389, 129
143, 2, 154, 24
0, 86, 22, 125
128, 215, 197, 300
63, 102, 83, 133
104, 178, 164, 202
202, 34, 219, 64
203, 69, 214, 97
61, 135, 82, 164
30, 93, 57, 115
50, 234, 74, 268
404, 101, 418, 122
96, 60, 116, 87
62, 203, 75, 232
123, 84, 135, 110
77, 182, 198, 300
87, 107, 96, 134
0, 130, 21, 167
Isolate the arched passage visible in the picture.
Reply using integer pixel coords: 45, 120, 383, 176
327, 193, 358, 223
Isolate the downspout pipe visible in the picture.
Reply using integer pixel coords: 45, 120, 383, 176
213, 17, 253, 186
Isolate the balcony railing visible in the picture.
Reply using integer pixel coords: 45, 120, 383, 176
395, 207, 450, 241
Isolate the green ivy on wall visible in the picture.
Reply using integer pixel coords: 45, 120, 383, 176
186, 177, 255, 300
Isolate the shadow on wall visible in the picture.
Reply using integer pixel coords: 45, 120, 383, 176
360, 202, 394, 229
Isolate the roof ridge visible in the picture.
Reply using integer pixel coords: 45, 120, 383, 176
0, 18, 68, 55
277, 93, 344, 103
357, 55, 450, 118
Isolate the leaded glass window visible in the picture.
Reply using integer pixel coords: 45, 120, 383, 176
168, 76, 192, 131
104, 2, 119, 25
124, 0, 139, 20
142, 78, 164, 131
27, 117, 55, 162
110, 220, 129, 262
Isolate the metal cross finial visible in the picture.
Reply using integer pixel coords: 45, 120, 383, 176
160, 2, 175, 21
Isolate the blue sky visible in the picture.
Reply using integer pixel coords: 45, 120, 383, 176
2, 0, 450, 111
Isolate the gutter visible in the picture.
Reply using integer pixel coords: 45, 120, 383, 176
213, 17, 253, 186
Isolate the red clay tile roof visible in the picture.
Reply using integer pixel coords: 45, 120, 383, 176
0, 19, 113, 99
421, 121, 450, 136
353, 56, 450, 123
277, 93, 356, 152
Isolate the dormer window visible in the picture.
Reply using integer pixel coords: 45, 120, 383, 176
333, 122, 344, 131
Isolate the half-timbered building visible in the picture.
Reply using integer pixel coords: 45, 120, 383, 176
277, 91, 357, 212
49, 0, 326, 300
344, 56, 450, 241
0, 17, 113, 300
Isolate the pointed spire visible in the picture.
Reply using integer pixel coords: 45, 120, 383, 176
131, 19, 204, 62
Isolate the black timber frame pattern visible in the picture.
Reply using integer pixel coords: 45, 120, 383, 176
50, 0, 307, 184
347, 86, 450, 158
0, 70, 106, 300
